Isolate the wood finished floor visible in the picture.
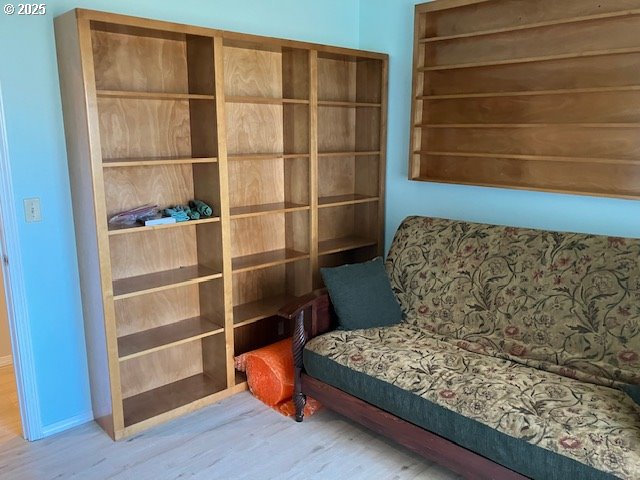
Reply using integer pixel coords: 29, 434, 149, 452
0, 391, 460, 480
0, 364, 21, 444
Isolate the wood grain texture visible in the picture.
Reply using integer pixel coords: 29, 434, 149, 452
122, 372, 224, 427
423, 126, 640, 160
232, 248, 309, 273
0, 392, 459, 479
232, 265, 287, 307
233, 293, 297, 328
98, 98, 191, 159
223, 46, 282, 98
423, 92, 640, 124
426, 53, 640, 96
318, 156, 355, 198
317, 56, 356, 102
103, 164, 193, 218
318, 107, 355, 152
412, 0, 640, 198
109, 227, 196, 280
0, 365, 21, 443
425, 0, 640, 39
91, 29, 189, 93
427, 15, 640, 67
230, 215, 285, 258
117, 316, 224, 360
419, 153, 640, 198
225, 103, 284, 155
112, 265, 221, 300
316, 203, 378, 257
114, 284, 201, 337
119, 341, 203, 398
228, 158, 285, 208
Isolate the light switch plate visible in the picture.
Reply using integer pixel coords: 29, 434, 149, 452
24, 198, 41, 223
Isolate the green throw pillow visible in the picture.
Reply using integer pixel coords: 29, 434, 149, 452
320, 257, 403, 330
621, 384, 640, 406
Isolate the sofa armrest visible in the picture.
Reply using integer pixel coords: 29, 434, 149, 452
278, 290, 336, 422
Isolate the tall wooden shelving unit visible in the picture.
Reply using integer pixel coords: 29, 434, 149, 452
55, 9, 387, 440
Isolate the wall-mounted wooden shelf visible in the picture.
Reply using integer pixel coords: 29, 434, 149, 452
410, 0, 640, 198
420, 9, 640, 43
56, 7, 387, 440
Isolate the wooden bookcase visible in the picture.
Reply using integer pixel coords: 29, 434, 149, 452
410, 0, 640, 199
55, 9, 387, 439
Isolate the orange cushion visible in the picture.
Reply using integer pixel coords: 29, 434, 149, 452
235, 338, 320, 417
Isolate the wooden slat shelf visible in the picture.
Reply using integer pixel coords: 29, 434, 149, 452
122, 373, 226, 428
229, 202, 309, 219
113, 265, 222, 300
231, 248, 309, 273
419, 86, 640, 100
233, 294, 297, 328
97, 90, 215, 101
102, 156, 217, 168
420, 9, 640, 43
227, 153, 310, 161
415, 150, 640, 167
416, 123, 640, 129
118, 316, 224, 361
319, 236, 377, 256
318, 194, 379, 208
225, 95, 309, 105
318, 100, 382, 107
318, 151, 380, 158
420, 47, 640, 71
108, 217, 220, 236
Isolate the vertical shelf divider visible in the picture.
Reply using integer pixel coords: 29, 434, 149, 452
309, 50, 319, 286
213, 36, 236, 389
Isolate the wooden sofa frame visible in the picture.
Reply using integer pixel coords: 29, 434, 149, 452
278, 291, 528, 480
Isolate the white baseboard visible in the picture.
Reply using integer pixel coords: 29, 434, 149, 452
0, 355, 12, 367
41, 410, 94, 438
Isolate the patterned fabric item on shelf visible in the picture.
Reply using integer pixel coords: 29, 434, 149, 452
386, 216, 640, 394
190, 199, 213, 217
235, 338, 320, 417
305, 324, 640, 480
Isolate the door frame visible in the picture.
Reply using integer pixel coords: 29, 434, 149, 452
0, 82, 43, 440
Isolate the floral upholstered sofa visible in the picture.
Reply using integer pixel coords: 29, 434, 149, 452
299, 217, 640, 480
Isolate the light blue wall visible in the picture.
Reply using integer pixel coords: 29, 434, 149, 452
359, 0, 640, 251
0, 0, 359, 435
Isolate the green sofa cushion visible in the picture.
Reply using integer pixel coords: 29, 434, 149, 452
321, 257, 403, 330
304, 323, 639, 480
